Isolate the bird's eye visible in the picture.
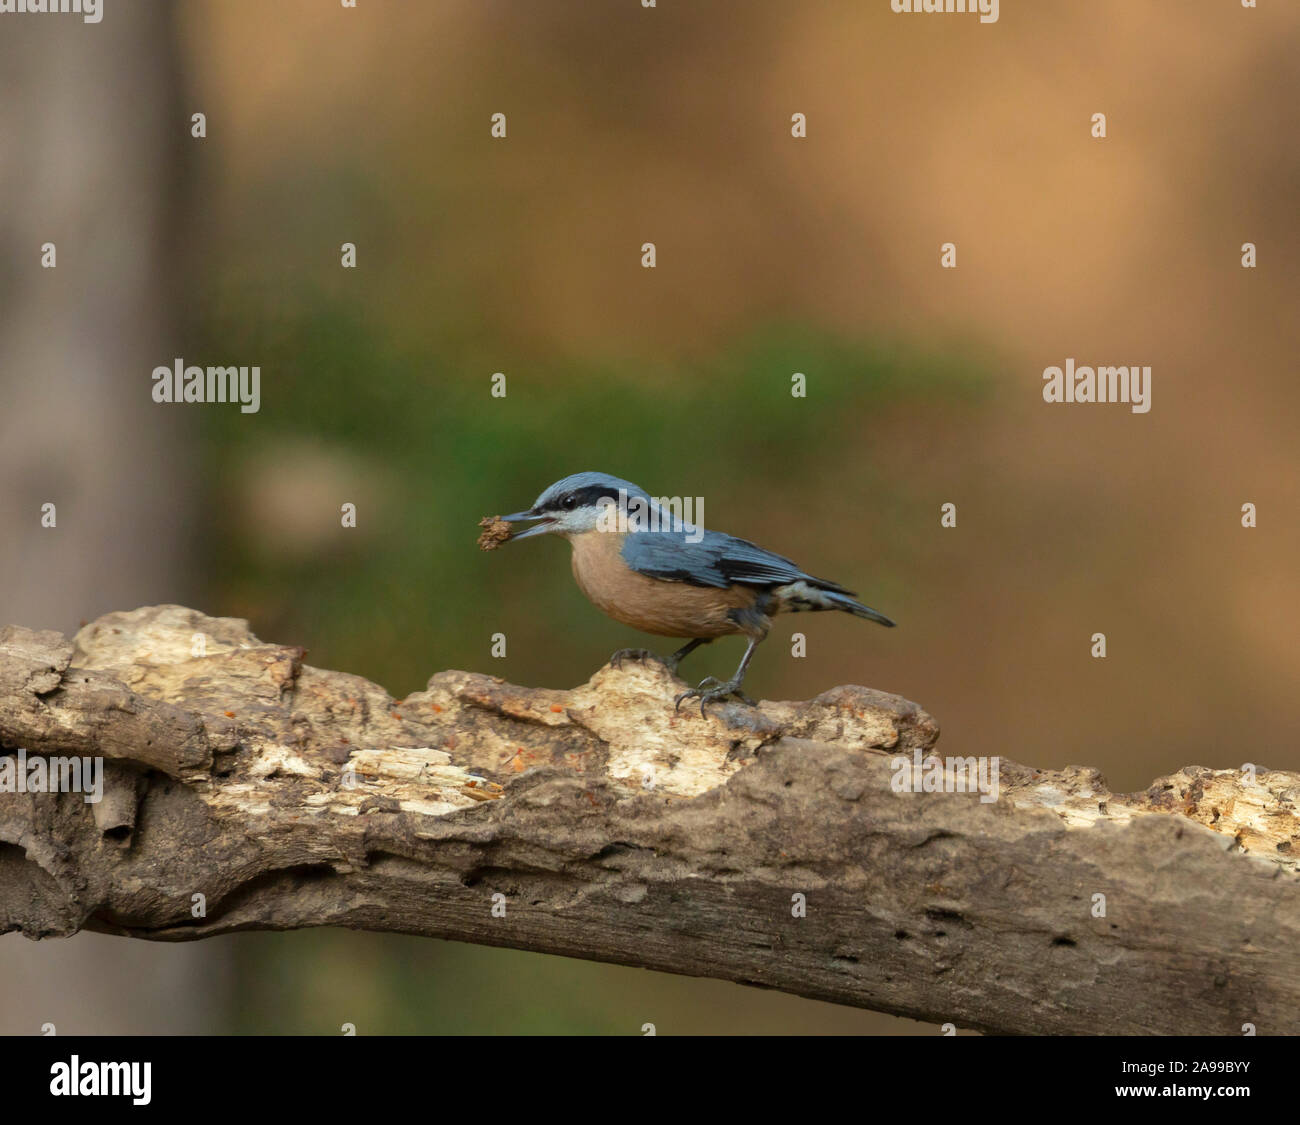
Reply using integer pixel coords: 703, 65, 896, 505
561, 495, 577, 510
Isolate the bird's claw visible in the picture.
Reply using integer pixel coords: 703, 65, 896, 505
610, 648, 664, 671
673, 677, 752, 717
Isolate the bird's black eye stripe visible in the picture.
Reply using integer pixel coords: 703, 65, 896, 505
547, 485, 623, 513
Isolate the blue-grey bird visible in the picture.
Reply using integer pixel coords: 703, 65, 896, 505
495, 471, 895, 713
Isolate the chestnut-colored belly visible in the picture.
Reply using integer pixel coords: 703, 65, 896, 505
568, 531, 756, 639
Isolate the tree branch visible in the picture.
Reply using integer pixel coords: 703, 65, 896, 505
1, 605, 1296, 1034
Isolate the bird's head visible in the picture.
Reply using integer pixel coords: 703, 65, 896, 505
500, 471, 650, 541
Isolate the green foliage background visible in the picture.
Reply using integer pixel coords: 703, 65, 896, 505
196, 288, 989, 1034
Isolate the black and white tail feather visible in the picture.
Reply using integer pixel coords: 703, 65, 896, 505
771, 579, 896, 626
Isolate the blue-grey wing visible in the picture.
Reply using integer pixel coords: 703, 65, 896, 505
622, 528, 853, 594
621, 528, 730, 587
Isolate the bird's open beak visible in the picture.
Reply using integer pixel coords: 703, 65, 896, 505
500, 509, 555, 542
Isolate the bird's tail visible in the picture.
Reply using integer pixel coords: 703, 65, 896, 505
825, 591, 896, 627
772, 582, 896, 627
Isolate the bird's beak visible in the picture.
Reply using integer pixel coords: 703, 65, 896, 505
500, 509, 555, 542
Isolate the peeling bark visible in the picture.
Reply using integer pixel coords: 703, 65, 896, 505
0, 605, 1296, 1035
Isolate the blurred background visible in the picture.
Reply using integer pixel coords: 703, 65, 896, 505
1, 0, 1296, 1034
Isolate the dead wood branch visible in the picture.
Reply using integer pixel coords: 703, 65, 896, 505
1, 606, 1296, 1034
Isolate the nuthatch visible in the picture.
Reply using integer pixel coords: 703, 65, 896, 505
496, 471, 895, 713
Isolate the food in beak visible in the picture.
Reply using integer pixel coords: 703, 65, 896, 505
476, 515, 515, 551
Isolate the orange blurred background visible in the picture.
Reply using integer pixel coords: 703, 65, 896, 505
1, 0, 1296, 1034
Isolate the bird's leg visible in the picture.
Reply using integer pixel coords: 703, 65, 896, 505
666, 637, 711, 675
674, 636, 763, 716
612, 637, 711, 674
609, 648, 665, 670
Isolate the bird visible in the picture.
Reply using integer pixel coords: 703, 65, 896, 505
494, 471, 895, 714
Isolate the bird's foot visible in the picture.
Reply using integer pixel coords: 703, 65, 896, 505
610, 648, 666, 671
673, 676, 755, 717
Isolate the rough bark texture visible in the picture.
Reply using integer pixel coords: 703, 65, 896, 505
1, 605, 1297, 1035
